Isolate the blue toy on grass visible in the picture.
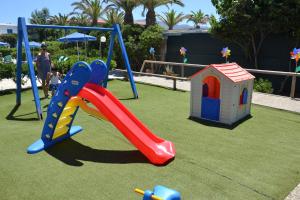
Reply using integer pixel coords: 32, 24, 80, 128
135, 185, 181, 200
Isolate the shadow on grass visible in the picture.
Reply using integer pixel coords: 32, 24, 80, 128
46, 139, 148, 166
118, 97, 136, 101
32, 96, 48, 101
189, 115, 253, 130
6, 104, 40, 121
0, 90, 13, 96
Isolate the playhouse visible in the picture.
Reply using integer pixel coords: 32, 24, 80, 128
190, 63, 255, 125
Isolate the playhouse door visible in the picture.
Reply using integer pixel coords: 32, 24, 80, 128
201, 76, 220, 121
201, 97, 220, 121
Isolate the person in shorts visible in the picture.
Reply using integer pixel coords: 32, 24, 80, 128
36, 42, 52, 98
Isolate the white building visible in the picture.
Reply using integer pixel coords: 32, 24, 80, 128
0, 23, 17, 35
190, 63, 255, 125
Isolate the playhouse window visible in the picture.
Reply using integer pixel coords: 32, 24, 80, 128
240, 88, 248, 105
202, 76, 220, 99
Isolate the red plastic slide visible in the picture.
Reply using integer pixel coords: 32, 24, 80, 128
77, 83, 175, 165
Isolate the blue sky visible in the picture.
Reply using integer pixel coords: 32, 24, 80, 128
0, 0, 217, 24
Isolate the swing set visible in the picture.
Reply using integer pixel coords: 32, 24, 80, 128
16, 17, 138, 120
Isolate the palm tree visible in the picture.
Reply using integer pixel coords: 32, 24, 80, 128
105, 9, 125, 25
107, 0, 140, 25
158, 9, 186, 30
50, 13, 70, 25
29, 8, 51, 41
187, 10, 210, 29
71, 0, 111, 26
70, 13, 90, 26
141, 0, 184, 27
30, 8, 51, 24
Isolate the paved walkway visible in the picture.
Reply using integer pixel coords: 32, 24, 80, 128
133, 76, 300, 114
1, 75, 299, 114
0, 77, 41, 91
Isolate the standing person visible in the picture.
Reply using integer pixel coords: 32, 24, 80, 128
36, 42, 52, 98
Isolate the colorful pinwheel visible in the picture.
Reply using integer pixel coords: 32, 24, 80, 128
180, 47, 188, 63
180, 47, 187, 56
149, 47, 155, 60
149, 47, 155, 55
221, 47, 231, 63
290, 48, 300, 72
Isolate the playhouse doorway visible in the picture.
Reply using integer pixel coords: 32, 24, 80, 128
201, 76, 220, 121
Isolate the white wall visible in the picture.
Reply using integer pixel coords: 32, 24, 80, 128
0, 24, 17, 35
219, 78, 235, 124
190, 74, 202, 117
233, 79, 254, 123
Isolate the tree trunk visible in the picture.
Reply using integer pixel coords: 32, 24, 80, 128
146, 9, 156, 27
251, 30, 268, 69
251, 35, 258, 69
92, 17, 98, 26
124, 10, 134, 25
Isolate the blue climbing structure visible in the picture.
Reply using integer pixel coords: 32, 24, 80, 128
16, 17, 138, 120
27, 61, 93, 153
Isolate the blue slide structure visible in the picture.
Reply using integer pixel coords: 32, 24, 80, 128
27, 60, 175, 165
27, 61, 96, 153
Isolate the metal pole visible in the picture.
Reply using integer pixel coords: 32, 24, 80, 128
19, 17, 42, 119
115, 24, 138, 98
173, 78, 177, 90
103, 30, 116, 88
99, 41, 102, 58
27, 24, 114, 32
77, 41, 79, 61
290, 75, 297, 98
16, 19, 23, 105
85, 40, 87, 60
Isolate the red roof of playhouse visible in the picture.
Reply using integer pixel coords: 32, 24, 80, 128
191, 62, 255, 83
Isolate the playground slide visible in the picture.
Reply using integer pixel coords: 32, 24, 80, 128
78, 83, 175, 165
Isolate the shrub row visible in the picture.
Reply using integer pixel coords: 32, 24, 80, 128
0, 56, 116, 80
52, 55, 116, 74
254, 78, 273, 93
0, 63, 29, 80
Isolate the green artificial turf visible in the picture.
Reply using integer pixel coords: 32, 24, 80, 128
0, 80, 300, 200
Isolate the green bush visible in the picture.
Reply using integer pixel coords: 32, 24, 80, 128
254, 78, 273, 93
0, 55, 116, 81
0, 34, 17, 47
115, 24, 164, 71
0, 47, 13, 57
0, 63, 15, 79
0, 38, 117, 81
53, 55, 116, 74
0, 62, 29, 80
139, 25, 164, 55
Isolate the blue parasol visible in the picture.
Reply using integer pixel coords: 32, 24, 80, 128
58, 32, 96, 60
0, 41, 10, 47
28, 41, 41, 48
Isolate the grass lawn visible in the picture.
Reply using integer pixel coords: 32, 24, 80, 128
0, 80, 300, 200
